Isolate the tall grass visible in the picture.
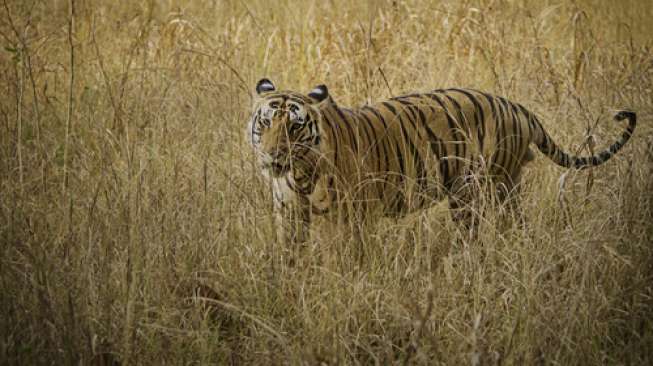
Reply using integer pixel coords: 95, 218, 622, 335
1, 0, 652, 364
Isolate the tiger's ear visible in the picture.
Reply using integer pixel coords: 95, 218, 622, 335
256, 78, 276, 95
308, 84, 329, 103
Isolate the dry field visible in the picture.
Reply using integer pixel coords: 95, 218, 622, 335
1, 0, 653, 364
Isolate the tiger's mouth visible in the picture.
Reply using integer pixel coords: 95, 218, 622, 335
269, 161, 289, 177
261, 148, 295, 177
261, 159, 290, 177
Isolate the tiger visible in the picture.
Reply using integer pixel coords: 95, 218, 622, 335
246, 78, 636, 245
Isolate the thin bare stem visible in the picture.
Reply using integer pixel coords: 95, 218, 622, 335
63, 0, 75, 194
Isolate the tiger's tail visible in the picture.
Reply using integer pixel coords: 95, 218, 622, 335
532, 110, 636, 169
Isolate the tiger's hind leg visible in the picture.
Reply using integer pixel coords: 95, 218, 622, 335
496, 148, 535, 228
447, 167, 513, 242
495, 150, 534, 231
447, 179, 483, 243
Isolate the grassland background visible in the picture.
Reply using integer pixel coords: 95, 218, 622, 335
1, 0, 653, 364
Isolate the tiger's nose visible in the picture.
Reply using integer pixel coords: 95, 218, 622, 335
273, 109, 290, 119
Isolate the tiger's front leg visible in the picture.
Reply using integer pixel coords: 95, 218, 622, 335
274, 192, 311, 246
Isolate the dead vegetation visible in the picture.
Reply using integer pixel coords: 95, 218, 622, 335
1, 0, 652, 364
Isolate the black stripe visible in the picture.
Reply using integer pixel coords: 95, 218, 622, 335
399, 100, 428, 200
509, 101, 524, 173
363, 106, 388, 129
321, 110, 340, 166
287, 96, 309, 104
252, 110, 262, 142
477, 91, 499, 169
541, 133, 551, 154
393, 93, 422, 99
426, 92, 460, 184
424, 104, 450, 188
516, 103, 535, 140
356, 110, 385, 198
478, 91, 498, 121
362, 108, 393, 197
494, 96, 508, 171
450, 88, 486, 153
352, 111, 383, 198
424, 106, 445, 158
335, 106, 359, 154
382, 101, 397, 115
417, 104, 448, 188
286, 93, 315, 104
443, 93, 470, 169
358, 111, 382, 173
394, 100, 428, 201
363, 107, 392, 174
380, 101, 408, 213
500, 98, 519, 174
400, 101, 427, 145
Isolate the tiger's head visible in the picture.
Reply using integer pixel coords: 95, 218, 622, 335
247, 78, 330, 178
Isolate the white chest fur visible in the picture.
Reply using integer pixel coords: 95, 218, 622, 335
271, 176, 296, 209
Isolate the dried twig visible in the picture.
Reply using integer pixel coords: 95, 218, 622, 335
181, 47, 252, 100
62, 0, 75, 194
378, 66, 394, 97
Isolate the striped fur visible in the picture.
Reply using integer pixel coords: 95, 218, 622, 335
247, 79, 637, 244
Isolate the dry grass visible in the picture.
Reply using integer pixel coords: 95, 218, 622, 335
1, 0, 653, 364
